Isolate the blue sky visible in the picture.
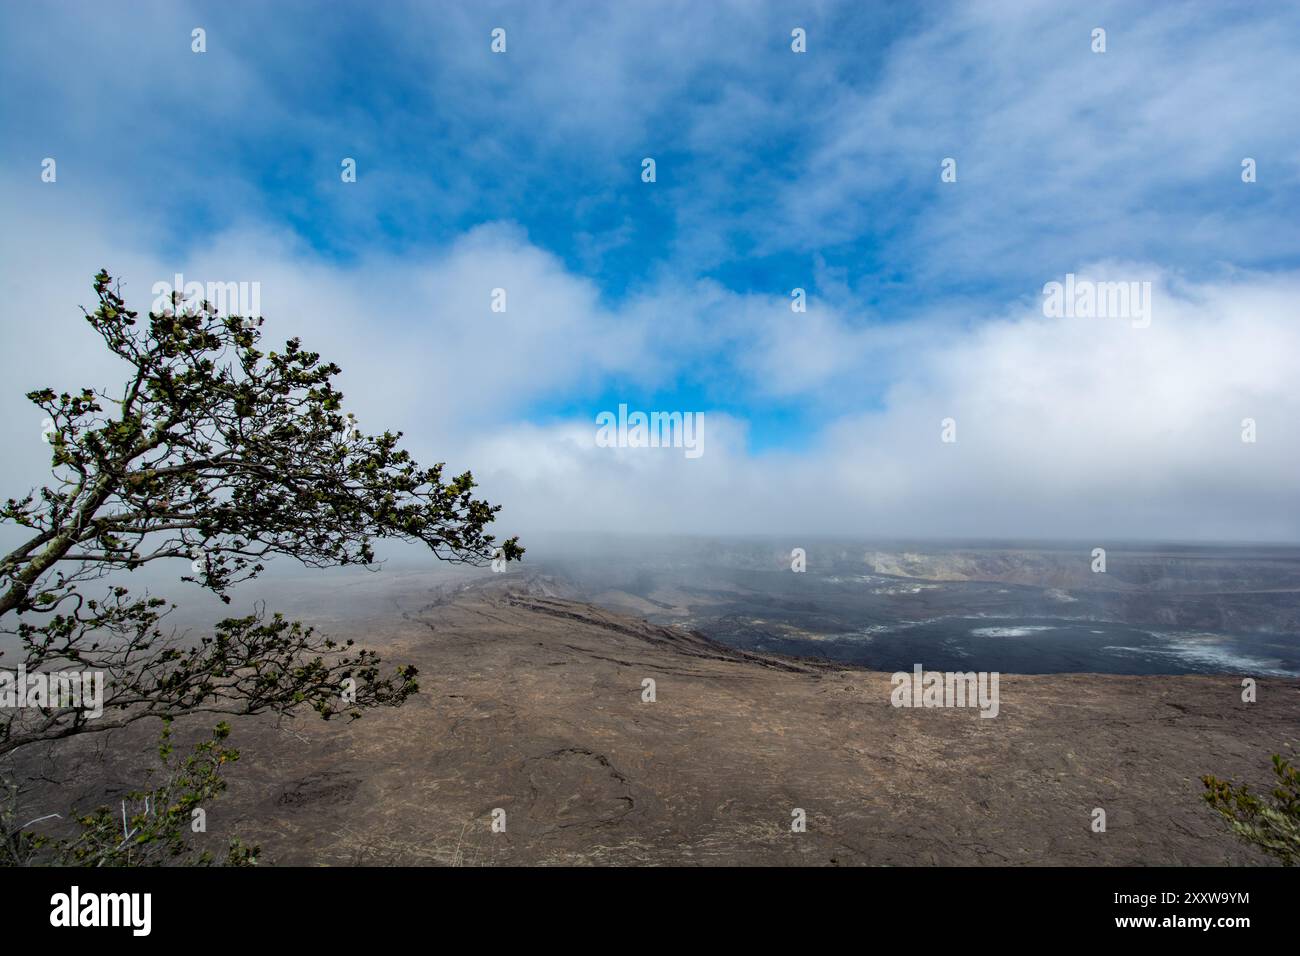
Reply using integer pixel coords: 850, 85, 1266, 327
3, 1, 1300, 540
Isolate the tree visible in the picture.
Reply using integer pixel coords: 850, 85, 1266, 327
1202, 754, 1300, 866
1, 269, 521, 757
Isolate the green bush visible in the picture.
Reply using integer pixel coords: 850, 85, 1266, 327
1202, 753, 1300, 866
2, 721, 257, 867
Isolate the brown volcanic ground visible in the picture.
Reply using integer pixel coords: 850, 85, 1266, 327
11, 569, 1300, 866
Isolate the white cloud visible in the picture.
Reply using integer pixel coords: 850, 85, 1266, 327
2, 191, 1297, 545
462, 266, 1300, 542
771, 0, 1300, 275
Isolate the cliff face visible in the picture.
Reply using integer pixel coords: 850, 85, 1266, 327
13, 574, 1300, 865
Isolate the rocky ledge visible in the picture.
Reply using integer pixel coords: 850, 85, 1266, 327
15, 575, 1300, 865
